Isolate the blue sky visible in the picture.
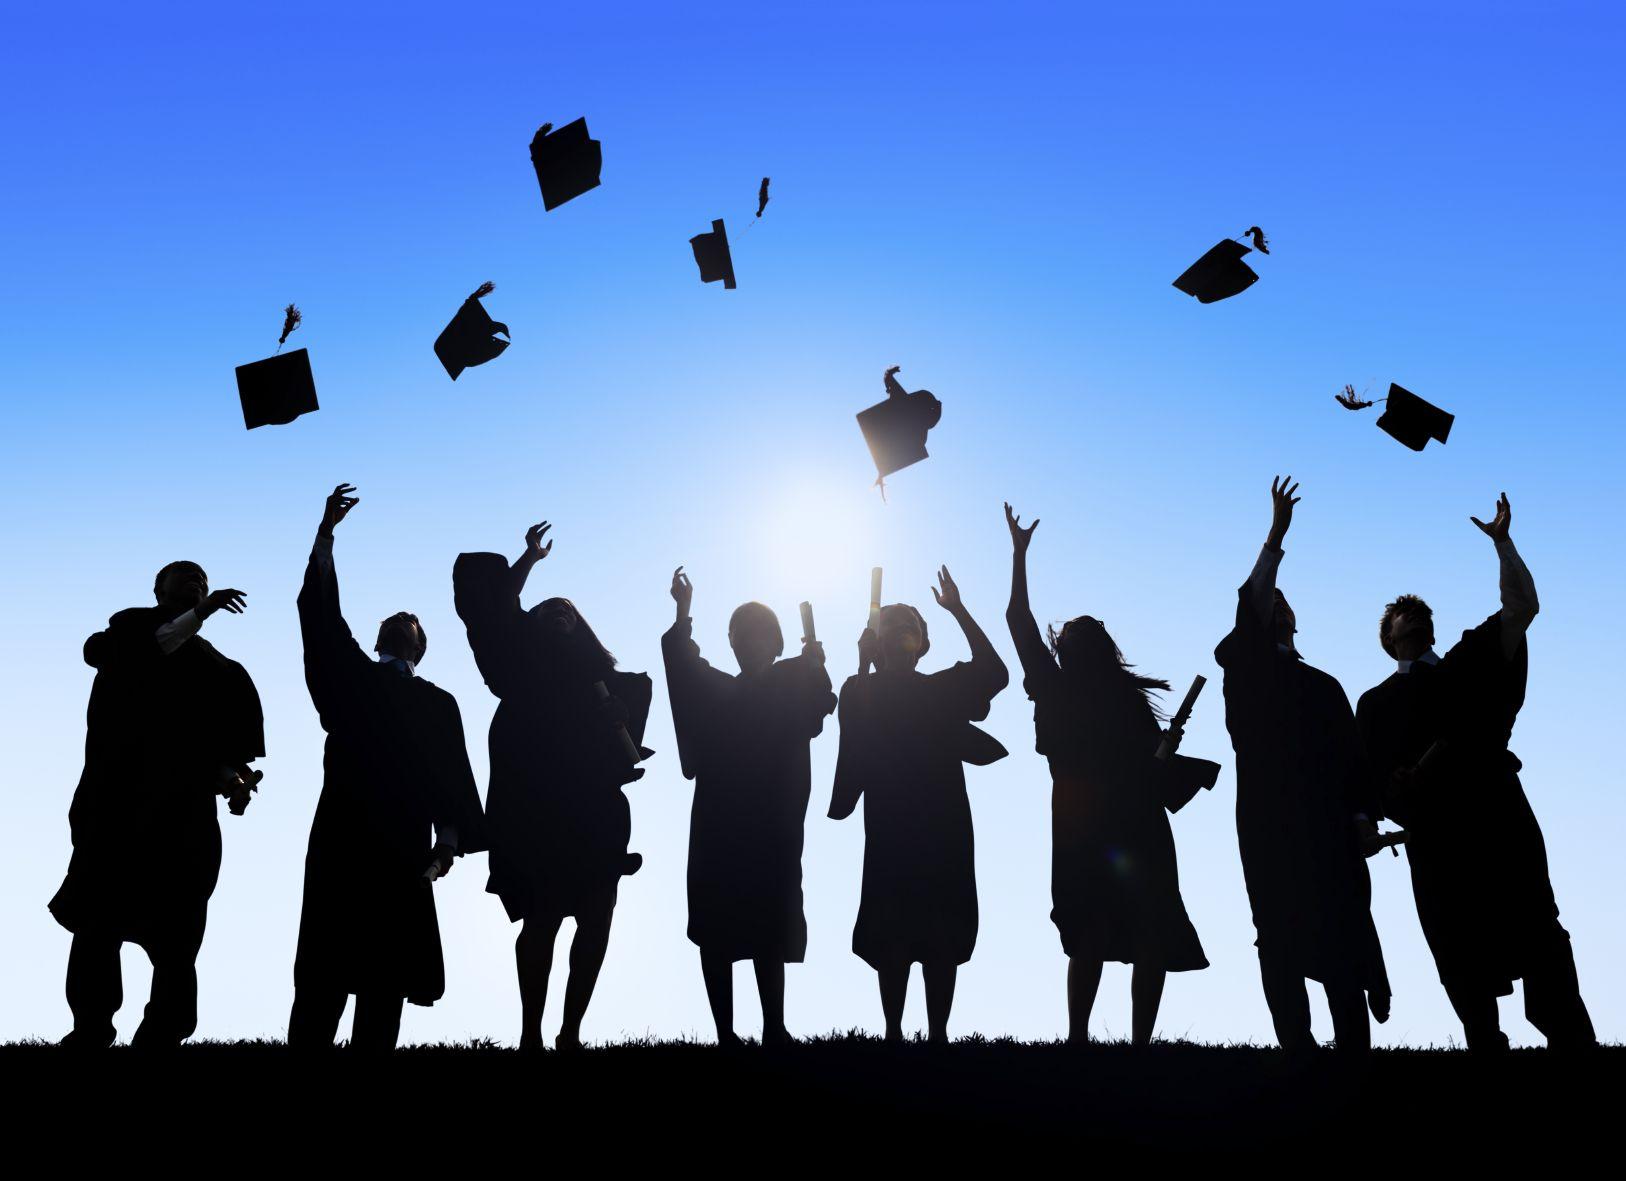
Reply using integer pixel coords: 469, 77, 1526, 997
2, 1, 1623, 1046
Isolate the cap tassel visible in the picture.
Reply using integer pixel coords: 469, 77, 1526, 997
276, 303, 302, 354
469, 281, 496, 302
1243, 226, 1269, 254
756, 177, 771, 218
1335, 383, 1380, 411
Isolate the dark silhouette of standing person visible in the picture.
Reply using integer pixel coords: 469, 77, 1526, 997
50, 561, 263, 1047
1356, 494, 1594, 1052
829, 566, 1009, 1044
1003, 504, 1208, 1046
454, 521, 652, 1051
662, 569, 836, 1046
288, 485, 487, 1051
1214, 478, 1390, 1053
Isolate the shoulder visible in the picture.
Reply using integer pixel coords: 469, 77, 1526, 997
1356, 674, 1401, 710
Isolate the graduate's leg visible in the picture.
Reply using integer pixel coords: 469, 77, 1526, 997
287, 986, 348, 1048
1443, 980, 1507, 1052
133, 904, 207, 1047
700, 949, 737, 1045
351, 994, 405, 1052
1324, 982, 1371, 1052
1066, 957, 1104, 1044
64, 932, 122, 1046
1256, 946, 1315, 1052
923, 961, 958, 1044
878, 962, 910, 1042
753, 958, 788, 1044
558, 900, 615, 1049
1130, 965, 1167, 1047
1520, 922, 1596, 1050
516, 912, 562, 1050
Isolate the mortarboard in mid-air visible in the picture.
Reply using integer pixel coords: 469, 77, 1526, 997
236, 304, 318, 429
434, 282, 510, 380
1173, 227, 1269, 303
690, 219, 735, 288
1335, 383, 1454, 451
530, 118, 602, 211
857, 366, 942, 494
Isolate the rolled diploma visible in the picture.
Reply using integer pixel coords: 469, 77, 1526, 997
595, 680, 643, 764
800, 601, 816, 644
868, 567, 883, 632
1154, 675, 1208, 761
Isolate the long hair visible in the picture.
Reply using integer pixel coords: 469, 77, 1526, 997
537, 596, 618, 674
1048, 615, 1169, 720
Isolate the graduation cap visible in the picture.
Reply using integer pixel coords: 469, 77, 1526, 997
856, 366, 942, 494
1172, 227, 1269, 303
690, 219, 735, 288
433, 282, 509, 380
530, 118, 601, 211
1336, 383, 1454, 451
236, 304, 318, 429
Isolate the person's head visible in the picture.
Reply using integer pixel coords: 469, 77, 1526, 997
1271, 588, 1297, 649
376, 612, 428, 666
1379, 594, 1434, 662
1048, 616, 1170, 708
876, 603, 929, 671
153, 561, 209, 611
532, 596, 617, 670
728, 601, 784, 676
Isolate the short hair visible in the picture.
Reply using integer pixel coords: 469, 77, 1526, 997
878, 603, 930, 661
153, 560, 205, 599
376, 612, 427, 659
728, 601, 784, 658
1379, 594, 1433, 658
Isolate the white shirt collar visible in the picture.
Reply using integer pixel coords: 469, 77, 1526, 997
378, 652, 417, 676
1397, 649, 1440, 675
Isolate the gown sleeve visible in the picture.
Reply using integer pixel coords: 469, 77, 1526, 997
452, 552, 527, 699
297, 540, 371, 725
430, 689, 488, 855
662, 618, 728, 781
828, 675, 868, 820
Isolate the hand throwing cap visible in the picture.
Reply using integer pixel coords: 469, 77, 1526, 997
434, 282, 510, 380
690, 219, 736, 288
236, 304, 318, 429
530, 118, 602, 211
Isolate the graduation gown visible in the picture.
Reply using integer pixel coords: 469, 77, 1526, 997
1011, 625, 1207, 971
829, 662, 1007, 969
293, 544, 486, 1006
454, 553, 652, 922
50, 606, 264, 947
1214, 589, 1388, 993
1356, 614, 1564, 1000
662, 619, 836, 963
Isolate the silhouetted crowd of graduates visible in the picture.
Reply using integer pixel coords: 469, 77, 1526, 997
47, 475, 1597, 1055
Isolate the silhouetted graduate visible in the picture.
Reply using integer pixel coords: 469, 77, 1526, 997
1336, 383, 1454, 451
454, 522, 652, 1051
1004, 504, 1210, 1046
1172, 228, 1267, 303
1356, 494, 1594, 1051
857, 366, 942, 494
50, 564, 263, 1047
662, 570, 836, 1046
530, 118, 602, 210
829, 567, 1009, 1043
288, 485, 487, 1051
434, 282, 509, 380
1214, 477, 1390, 1053
691, 218, 736, 288
236, 304, 318, 428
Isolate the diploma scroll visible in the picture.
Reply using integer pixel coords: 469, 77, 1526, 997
594, 680, 644, 766
868, 567, 883, 633
800, 601, 816, 644
1154, 675, 1207, 761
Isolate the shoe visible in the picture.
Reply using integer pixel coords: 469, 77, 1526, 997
59, 1026, 115, 1050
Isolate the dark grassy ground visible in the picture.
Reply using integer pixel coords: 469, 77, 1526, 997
4, 1035, 1618, 1160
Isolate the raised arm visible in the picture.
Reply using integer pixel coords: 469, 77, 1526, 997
298, 483, 368, 670
1471, 492, 1538, 660
1244, 475, 1298, 624
933, 565, 1010, 698
507, 520, 553, 600
1003, 502, 1053, 680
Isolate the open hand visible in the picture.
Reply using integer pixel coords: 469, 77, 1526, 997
525, 521, 553, 560
320, 483, 359, 537
930, 565, 963, 614
201, 588, 247, 618
1267, 475, 1301, 548
1470, 493, 1512, 544
1004, 502, 1039, 554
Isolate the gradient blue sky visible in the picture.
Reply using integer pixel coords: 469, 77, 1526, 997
3, 1, 1623, 1047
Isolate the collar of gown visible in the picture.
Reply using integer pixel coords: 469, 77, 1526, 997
1397, 650, 1440, 675
378, 652, 417, 677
